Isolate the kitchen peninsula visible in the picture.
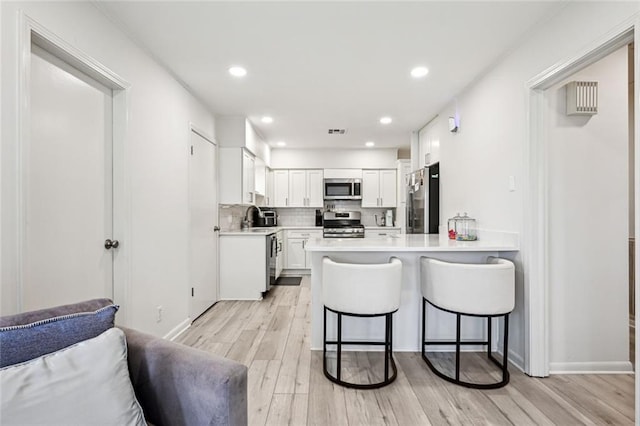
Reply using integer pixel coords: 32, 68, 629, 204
305, 232, 520, 352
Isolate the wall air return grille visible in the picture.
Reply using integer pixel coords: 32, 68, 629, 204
328, 129, 347, 134
566, 81, 598, 115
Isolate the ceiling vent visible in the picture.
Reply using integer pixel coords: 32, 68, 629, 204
328, 129, 347, 135
566, 81, 598, 115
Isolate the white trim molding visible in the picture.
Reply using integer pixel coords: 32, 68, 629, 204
525, 15, 638, 381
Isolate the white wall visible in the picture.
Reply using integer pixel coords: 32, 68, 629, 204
271, 148, 398, 169
215, 116, 271, 165
547, 47, 629, 371
1, 2, 216, 338
414, 2, 639, 368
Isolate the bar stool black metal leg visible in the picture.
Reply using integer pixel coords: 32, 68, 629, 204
487, 316, 492, 358
384, 313, 390, 381
389, 314, 393, 359
421, 298, 427, 358
455, 313, 461, 382
337, 312, 342, 382
323, 307, 327, 373
503, 314, 510, 381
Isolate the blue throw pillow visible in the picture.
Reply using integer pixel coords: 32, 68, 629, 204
0, 303, 118, 367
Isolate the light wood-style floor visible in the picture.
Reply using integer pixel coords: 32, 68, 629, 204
176, 276, 636, 425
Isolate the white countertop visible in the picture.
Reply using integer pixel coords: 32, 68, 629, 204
220, 227, 279, 236
219, 225, 323, 236
305, 232, 519, 252
221, 225, 401, 236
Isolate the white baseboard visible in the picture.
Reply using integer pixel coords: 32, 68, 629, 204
549, 361, 634, 374
164, 318, 191, 341
504, 348, 525, 373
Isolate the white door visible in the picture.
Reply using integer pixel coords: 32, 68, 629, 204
306, 170, 324, 207
273, 170, 289, 207
379, 170, 397, 207
361, 170, 380, 207
288, 170, 307, 207
189, 131, 218, 320
24, 45, 114, 311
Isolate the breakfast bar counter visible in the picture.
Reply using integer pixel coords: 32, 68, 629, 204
305, 232, 520, 351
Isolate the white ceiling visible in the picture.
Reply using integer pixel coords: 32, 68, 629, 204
97, 1, 563, 150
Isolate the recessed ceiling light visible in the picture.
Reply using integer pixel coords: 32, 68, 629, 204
276, 141, 286, 147
228, 66, 247, 77
411, 66, 429, 78
261, 116, 273, 124
365, 141, 375, 147
379, 117, 392, 125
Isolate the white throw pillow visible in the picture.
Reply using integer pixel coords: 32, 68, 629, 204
0, 327, 146, 425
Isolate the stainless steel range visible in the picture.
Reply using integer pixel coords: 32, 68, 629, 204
322, 211, 365, 238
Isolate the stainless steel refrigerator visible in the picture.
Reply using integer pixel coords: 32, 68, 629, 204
406, 162, 440, 234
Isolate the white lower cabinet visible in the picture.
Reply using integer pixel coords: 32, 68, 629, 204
285, 229, 322, 270
219, 235, 268, 300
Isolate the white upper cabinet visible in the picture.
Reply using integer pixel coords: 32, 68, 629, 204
216, 117, 271, 205
361, 170, 381, 208
265, 168, 274, 207
242, 150, 256, 204
273, 170, 289, 207
219, 147, 257, 205
323, 169, 362, 179
379, 170, 397, 207
288, 170, 307, 207
362, 169, 397, 208
279, 169, 323, 207
254, 157, 266, 197
306, 170, 324, 207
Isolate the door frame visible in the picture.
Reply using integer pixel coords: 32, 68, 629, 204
188, 123, 219, 320
525, 13, 639, 384
16, 13, 132, 323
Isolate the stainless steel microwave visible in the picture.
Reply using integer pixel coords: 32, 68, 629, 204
323, 178, 362, 200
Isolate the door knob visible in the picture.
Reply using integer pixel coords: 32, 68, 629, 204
104, 239, 119, 249
213, 226, 220, 232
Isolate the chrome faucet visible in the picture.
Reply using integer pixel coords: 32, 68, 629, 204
242, 205, 264, 229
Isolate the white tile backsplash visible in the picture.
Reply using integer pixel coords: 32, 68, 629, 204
219, 203, 397, 229
219, 204, 248, 231
276, 208, 316, 226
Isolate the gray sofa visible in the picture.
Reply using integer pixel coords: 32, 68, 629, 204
0, 300, 248, 426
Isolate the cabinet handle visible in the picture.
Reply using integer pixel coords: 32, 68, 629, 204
302, 240, 305, 249
286, 197, 288, 206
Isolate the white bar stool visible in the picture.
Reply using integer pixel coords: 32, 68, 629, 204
420, 257, 515, 389
322, 257, 402, 389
